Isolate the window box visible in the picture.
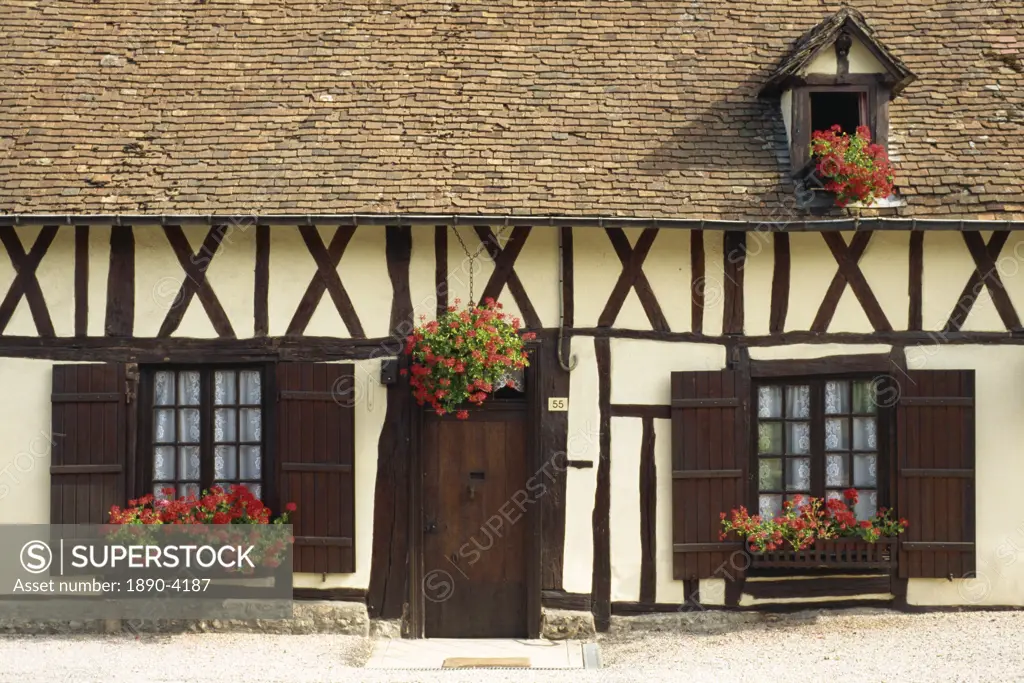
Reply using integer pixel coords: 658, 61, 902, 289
749, 537, 895, 570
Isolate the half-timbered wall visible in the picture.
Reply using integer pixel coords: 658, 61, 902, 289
2, 223, 1024, 609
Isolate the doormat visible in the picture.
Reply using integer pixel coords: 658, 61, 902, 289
364, 638, 597, 669
442, 657, 530, 668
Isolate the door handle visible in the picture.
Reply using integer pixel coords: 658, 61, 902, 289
425, 520, 437, 534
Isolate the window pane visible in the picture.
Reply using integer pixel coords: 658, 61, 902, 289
825, 418, 849, 451
825, 454, 848, 487
215, 371, 237, 406
178, 446, 200, 480
785, 385, 810, 419
759, 494, 782, 520
179, 483, 200, 499
786, 422, 810, 455
178, 371, 201, 406
853, 417, 877, 450
215, 445, 237, 480
853, 490, 877, 521
757, 422, 783, 454
215, 408, 237, 442
248, 483, 263, 500
758, 458, 782, 491
178, 408, 201, 444
785, 458, 811, 491
240, 408, 262, 442
757, 386, 782, 418
240, 446, 262, 479
153, 446, 175, 480
852, 380, 877, 414
154, 409, 176, 443
854, 454, 878, 487
154, 371, 175, 405
240, 371, 261, 404
825, 381, 850, 415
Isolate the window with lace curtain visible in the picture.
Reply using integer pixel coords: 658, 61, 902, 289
146, 367, 265, 500
755, 377, 885, 522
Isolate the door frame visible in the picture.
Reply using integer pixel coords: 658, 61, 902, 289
407, 343, 543, 639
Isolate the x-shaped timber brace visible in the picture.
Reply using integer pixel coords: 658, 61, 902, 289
812, 231, 892, 334
472, 225, 541, 329
158, 225, 236, 338
945, 231, 1021, 332
598, 227, 669, 332
0, 225, 58, 337
287, 225, 365, 338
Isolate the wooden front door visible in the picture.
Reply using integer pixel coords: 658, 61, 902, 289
421, 403, 529, 638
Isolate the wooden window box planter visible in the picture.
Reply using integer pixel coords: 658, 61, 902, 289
749, 538, 896, 570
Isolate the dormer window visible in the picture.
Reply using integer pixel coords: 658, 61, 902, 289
760, 8, 916, 179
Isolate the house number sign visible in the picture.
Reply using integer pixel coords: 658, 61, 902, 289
548, 397, 568, 411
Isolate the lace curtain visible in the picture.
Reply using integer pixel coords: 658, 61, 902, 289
152, 369, 263, 500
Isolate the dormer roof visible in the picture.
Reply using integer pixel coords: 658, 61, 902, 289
760, 7, 916, 97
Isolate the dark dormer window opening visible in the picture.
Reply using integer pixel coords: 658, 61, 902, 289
810, 90, 865, 135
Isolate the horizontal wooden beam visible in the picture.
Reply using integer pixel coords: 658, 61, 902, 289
9, 328, 1024, 363
743, 575, 892, 600
610, 404, 671, 419
541, 589, 591, 612
293, 587, 366, 602
2, 215, 1022, 231
750, 354, 893, 378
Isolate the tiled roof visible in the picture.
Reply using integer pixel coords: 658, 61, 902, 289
0, 0, 1021, 219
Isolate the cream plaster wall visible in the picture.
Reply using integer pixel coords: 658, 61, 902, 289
610, 416, 643, 602
0, 358, 61, 523
562, 336, 600, 594
802, 37, 886, 76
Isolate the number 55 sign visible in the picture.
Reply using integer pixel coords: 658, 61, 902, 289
548, 397, 568, 411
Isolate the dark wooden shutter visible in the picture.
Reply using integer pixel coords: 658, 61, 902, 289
896, 370, 975, 579
671, 370, 748, 580
50, 364, 128, 524
277, 362, 356, 573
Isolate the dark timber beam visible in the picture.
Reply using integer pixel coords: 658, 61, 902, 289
368, 225, 414, 619
592, 337, 612, 631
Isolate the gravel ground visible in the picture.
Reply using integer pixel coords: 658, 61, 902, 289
3, 610, 1024, 683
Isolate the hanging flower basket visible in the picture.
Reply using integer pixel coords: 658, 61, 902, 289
403, 298, 535, 419
810, 125, 895, 208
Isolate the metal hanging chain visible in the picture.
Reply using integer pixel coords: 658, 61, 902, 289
451, 226, 512, 306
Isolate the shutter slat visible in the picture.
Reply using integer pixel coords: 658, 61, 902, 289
897, 370, 975, 579
277, 362, 356, 574
50, 364, 127, 525
672, 469, 743, 479
671, 370, 748, 581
